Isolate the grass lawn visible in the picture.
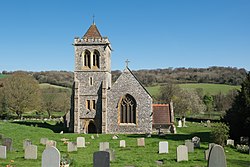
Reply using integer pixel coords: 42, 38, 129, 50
0, 74, 8, 79
146, 83, 240, 97
39, 83, 71, 90
0, 121, 249, 167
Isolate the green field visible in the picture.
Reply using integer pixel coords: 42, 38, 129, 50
146, 83, 240, 97
39, 83, 71, 90
0, 120, 249, 167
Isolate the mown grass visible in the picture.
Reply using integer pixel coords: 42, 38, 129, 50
146, 83, 240, 97
39, 83, 71, 90
0, 121, 249, 167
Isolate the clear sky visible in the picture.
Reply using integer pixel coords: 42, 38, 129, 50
0, 0, 249, 72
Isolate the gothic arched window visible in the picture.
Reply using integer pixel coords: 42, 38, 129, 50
93, 50, 100, 68
83, 50, 91, 68
119, 94, 136, 124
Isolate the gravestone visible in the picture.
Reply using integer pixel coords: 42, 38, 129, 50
204, 149, 209, 160
207, 120, 211, 127
24, 145, 37, 159
137, 138, 145, 147
240, 136, 249, 145
77, 137, 85, 148
226, 139, 234, 146
2, 138, 12, 151
177, 120, 182, 127
40, 138, 48, 145
23, 139, 32, 150
91, 135, 95, 139
106, 149, 115, 161
42, 146, 60, 167
208, 143, 216, 152
67, 142, 77, 152
192, 136, 200, 148
93, 151, 110, 167
207, 145, 227, 167
120, 140, 126, 148
159, 141, 168, 154
46, 140, 57, 148
176, 145, 188, 162
99, 142, 109, 151
185, 140, 194, 152
0, 146, 6, 159
182, 117, 187, 127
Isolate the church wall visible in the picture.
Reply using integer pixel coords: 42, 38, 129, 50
107, 69, 152, 134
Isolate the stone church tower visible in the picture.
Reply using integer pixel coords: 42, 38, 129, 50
69, 22, 153, 134
72, 23, 112, 133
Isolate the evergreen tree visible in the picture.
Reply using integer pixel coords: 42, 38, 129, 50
224, 72, 250, 140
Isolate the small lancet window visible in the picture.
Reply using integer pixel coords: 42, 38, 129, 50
92, 100, 96, 110
93, 50, 100, 68
86, 100, 91, 110
83, 50, 91, 68
89, 77, 93, 86
119, 94, 136, 124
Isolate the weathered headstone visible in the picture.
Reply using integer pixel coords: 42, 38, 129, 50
137, 138, 145, 147
2, 138, 12, 151
185, 140, 194, 152
159, 141, 168, 154
67, 142, 77, 152
42, 146, 60, 167
91, 135, 95, 140
106, 149, 115, 161
207, 120, 211, 127
40, 138, 48, 145
23, 139, 32, 150
77, 137, 85, 148
99, 142, 109, 151
25, 145, 37, 159
93, 151, 110, 167
177, 120, 182, 127
182, 117, 187, 127
176, 145, 188, 162
207, 145, 227, 167
226, 139, 234, 146
209, 143, 216, 150
120, 140, 126, 148
0, 146, 6, 159
192, 136, 200, 148
240, 136, 249, 145
204, 149, 209, 161
46, 140, 57, 148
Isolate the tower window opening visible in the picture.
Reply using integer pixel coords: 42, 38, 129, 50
93, 50, 100, 68
84, 50, 91, 68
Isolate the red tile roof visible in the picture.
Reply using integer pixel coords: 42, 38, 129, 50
153, 104, 171, 125
83, 24, 102, 38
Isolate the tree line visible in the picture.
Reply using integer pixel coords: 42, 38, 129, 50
2, 66, 247, 88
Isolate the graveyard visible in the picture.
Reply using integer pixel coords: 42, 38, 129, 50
0, 120, 249, 167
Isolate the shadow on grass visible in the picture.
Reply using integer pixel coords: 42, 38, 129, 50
12, 121, 68, 133
227, 159, 250, 167
127, 131, 211, 143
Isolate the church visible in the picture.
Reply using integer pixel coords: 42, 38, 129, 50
68, 22, 153, 134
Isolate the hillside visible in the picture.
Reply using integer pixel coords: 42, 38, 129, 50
146, 83, 240, 97
1, 66, 247, 88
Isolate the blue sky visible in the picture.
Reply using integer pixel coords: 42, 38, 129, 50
0, 0, 249, 72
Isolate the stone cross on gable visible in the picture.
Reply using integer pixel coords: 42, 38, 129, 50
125, 59, 130, 68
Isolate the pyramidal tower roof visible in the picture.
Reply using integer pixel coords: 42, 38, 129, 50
83, 23, 102, 38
